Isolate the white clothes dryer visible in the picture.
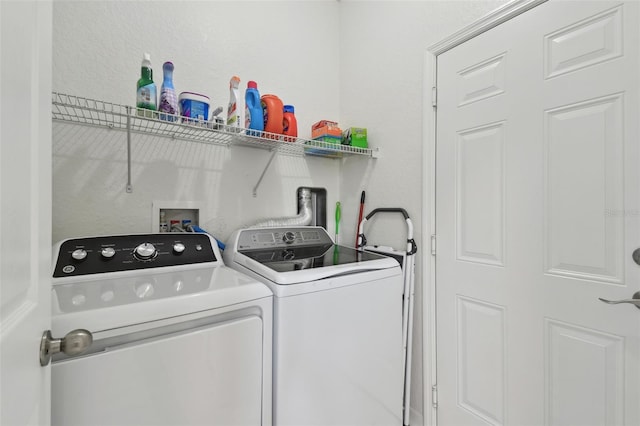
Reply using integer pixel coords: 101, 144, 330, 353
50, 233, 272, 426
223, 226, 404, 426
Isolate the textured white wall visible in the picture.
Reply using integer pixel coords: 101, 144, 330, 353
52, 0, 509, 424
338, 1, 509, 422
52, 0, 343, 243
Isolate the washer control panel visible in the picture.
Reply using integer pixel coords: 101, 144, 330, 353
236, 226, 333, 250
53, 233, 217, 277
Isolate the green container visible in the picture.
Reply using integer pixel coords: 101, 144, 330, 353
342, 127, 368, 148
304, 135, 343, 157
136, 53, 157, 114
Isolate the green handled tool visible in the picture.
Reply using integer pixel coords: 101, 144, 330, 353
335, 201, 341, 244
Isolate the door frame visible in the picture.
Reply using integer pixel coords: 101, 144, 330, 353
421, 1, 548, 424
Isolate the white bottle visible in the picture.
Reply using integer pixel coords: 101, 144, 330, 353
159, 211, 168, 233
227, 75, 241, 129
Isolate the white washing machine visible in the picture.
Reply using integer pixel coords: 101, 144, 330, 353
223, 226, 404, 425
50, 233, 272, 426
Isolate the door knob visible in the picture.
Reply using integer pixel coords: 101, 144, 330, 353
598, 291, 640, 310
39, 329, 93, 366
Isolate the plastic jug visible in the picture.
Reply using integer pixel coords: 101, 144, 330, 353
261, 94, 284, 138
245, 81, 264, 135
282, 105, 298, 142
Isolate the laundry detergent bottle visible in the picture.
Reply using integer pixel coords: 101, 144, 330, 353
245, 81, 264, 135
159, 61, 179, 121
136, 53, 157, 116
282, 104, 298, 142
261, 94, 284, 138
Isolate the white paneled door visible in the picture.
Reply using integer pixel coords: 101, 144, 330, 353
0, 1, 52, 425
436, 1, 639, 425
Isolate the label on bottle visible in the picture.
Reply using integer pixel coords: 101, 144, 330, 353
262, 101, 268, 127
137, 83, 157, 109
159, 90, 177, 114
227, 101, 239, 126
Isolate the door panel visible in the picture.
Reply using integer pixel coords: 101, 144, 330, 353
0, 1, 52, 425
544, 94, 624, 283
436, 1, 639, 425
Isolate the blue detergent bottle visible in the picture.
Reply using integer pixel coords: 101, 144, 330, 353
245, 81, 264, 135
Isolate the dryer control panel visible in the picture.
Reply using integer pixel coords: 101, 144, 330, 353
53, 233, 217, 277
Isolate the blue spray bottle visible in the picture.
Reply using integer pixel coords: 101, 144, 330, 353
159, 61, 179, 121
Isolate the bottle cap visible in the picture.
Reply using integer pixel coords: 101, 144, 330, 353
284, 105, 295, 113
248, 81, 258, 89
142, 53, 152, 67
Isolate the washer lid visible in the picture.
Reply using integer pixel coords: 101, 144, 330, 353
233, 244, 399, 285
225, 226, 401, 285
52, 266, 272, 334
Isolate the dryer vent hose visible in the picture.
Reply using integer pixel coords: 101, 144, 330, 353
251, 187, 313, 228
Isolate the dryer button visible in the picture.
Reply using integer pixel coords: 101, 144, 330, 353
71, 249, 87, 261
101, 247, 116, 259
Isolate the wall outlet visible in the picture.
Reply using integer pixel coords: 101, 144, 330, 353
152, 201, 203, 233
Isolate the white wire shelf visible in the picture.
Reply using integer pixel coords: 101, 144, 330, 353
51, 92, 377, 158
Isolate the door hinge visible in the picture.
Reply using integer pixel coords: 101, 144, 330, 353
432, 87, 437, 108
430, 234, 436, 256
432, 384, 438, 408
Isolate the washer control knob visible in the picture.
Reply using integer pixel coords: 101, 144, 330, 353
173, 243, 186, 254
283, 231, 296, 244
71, 249, 87, 261
101, 247, 116, 259
133, 243, 157, 261
282, 249, 295, 261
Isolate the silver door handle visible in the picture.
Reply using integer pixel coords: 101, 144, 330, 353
598, 291, 640, 310
40, 329, 93, 366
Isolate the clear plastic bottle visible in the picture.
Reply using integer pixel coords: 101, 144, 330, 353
136, 53, 157, 117
159, 61, 179, 121
245, 81, 264, 135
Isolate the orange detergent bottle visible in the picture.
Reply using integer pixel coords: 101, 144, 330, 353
261, 94, 284, 138
282, 105, 298, 142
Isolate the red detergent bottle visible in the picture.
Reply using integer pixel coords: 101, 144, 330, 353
282, 105, 298, 142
